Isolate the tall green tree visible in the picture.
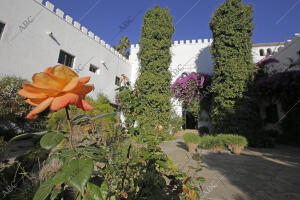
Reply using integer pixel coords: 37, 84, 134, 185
209, 0, 255, 134
135, 5, 174, 136
114, 36, 130, 58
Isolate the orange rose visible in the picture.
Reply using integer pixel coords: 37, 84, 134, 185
18, 65, 94, 119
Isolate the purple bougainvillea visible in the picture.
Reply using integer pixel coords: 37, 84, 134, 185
171, 72, 211, 105
256, 58, 279, 67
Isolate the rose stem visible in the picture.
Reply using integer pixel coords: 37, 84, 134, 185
65, 105, 74, 149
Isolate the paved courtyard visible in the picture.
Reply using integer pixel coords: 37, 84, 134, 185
160, 139, 300, 200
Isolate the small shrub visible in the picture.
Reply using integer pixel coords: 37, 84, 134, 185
217, 134, 248, 147
198, 135, 225, 150
217, 134, 248, 154
183, 133, 200, 144
198, 134, 247, 153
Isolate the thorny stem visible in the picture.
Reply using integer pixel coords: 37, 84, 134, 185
65, 106, 74, 150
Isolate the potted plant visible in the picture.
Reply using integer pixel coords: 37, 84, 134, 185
183, 133, 200, 153
220, 134, 248, 155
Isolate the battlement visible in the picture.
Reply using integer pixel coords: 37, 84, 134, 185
173, 38, 213, 46
275, 32, 300, 56
130, 38, 213, 50
33, 0, 129, 62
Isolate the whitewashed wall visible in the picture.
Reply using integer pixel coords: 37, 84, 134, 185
129, 38, 284, 122
264, 33, 300, 74
252, 43, 284, 63
0, 0, 132, 102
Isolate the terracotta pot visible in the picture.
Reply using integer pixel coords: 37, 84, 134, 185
229, 145, 244, 155
188, 143, 198, 153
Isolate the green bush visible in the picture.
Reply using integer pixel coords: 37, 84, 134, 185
47, 94, 118, 130
198, 135, 225, 150
183, 133, 200, 144
210, 0, 256, 135
218, 134, 248, 147
134, 5, 174, 135
0, 76, 47, 140
197, 134, 247, 151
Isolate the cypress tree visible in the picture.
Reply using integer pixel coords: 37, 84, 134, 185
135, 5, 174, 135
209, 0, 255, 133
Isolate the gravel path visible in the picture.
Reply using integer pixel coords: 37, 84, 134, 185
160, 139, 300, 200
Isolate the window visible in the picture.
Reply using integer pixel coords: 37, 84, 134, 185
267, 48, 272, 55
0, 21, 5, 39
89, 64, 99, 74
115, 76, 120, 86
58, 50, 74, 68
265, 104, 278, 123
259, 49, 265, 56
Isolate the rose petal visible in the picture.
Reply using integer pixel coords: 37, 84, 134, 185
62, 77, 79, 92
71, 84, 94, 96
81, 99, 93, 110
44, 67, 53, 73
26, 97, 54, 119
26, 98, 47, 106
50, 93, 93, 111
51, 65, 78, 83
50, 93, 80, 111
78, 77, 90, 84
23, 83, 61, 96
18, 89, 48, 99
33, 72, 66, 90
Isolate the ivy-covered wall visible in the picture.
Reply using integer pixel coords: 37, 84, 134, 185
134, 5, 174, 134
209, 0, 256, 134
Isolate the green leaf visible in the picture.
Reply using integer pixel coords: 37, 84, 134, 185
40, 132, 65, 150
52, 170, 68, 186
33, 179, 54, 200
67, 158, 93, 193
156, 160, 167, 168
89, 112, 116, 121
50, 188, 62, 200
87, 182, 103, 200
72, 114, 89, 122
77, 195, 82, 200
100, 180, 108, 200
196, 177, 205, 183
9, 130, 49, 142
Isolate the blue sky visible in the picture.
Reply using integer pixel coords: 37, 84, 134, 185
48, 0, 300, 46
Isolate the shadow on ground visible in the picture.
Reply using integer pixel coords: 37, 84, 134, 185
201, 145, 300, 200
161, 139, 300, 200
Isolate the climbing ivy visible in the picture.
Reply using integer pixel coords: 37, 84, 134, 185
209, 0, 256, 134
134, 5, 174, 137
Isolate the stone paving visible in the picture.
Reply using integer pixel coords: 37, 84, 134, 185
160, 139, 300, 200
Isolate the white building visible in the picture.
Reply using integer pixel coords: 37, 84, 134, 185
0, 0, 131, 102
264, 33, 300, 74
1, 0, 298, 127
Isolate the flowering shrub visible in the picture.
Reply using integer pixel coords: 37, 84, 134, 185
171, 72, 211, 105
